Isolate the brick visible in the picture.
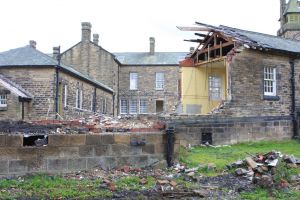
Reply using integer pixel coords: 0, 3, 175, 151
47, 159, 68, 171
0, 160, 8, 174
142, 144, 155, 154
58, 147, 79, 157
69, 134, 86, 146
94, 145, 111, 156
48, 135, 70, 146
9, 160, 27, 173
6, 135, 23, 147
114, 134, 130, 144
0, 135, 5, 146
68, 158, 87, 171
79, 146, 94, 157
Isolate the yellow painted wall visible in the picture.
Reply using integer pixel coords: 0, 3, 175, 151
181, 60, 227, 114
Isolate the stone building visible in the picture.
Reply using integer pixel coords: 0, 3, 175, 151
115, 37, 187, 115
278, 0, 300, 39
0, 41, 114, 120
61, 23, 187, 115
61, 22, 119, 115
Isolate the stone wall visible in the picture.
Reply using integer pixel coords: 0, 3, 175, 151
169, 115, 293, 146
119, 65, 180, 114
218, 49, 292, 117
0, 132, 166, 177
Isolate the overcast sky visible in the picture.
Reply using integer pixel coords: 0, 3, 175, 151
0, 0, 280, 53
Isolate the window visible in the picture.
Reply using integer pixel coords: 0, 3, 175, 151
102, 98, 107, 114
76, 88, 83, 109
209, 76, 222, 100
64, 85, 68, 107
129, 100, 138, 114
139, 99, 148, 114
0, 95, 7, 107
90, 93, 94, 111
120, 99, 128, 114
264, 67, 276, 96
156, 72, 164, 90
130, 72, 138, 90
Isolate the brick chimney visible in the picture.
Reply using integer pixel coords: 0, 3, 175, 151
52, 46, 60, 61
81, 22, 92, 42
149, 37, 155, 55
280, 0, 287, 27
29, 40, 36, 49
93, 33, 99, 45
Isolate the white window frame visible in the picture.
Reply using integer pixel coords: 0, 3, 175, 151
0, 94, 7, 107
90, 93, 94, 111
102, 98, 107, 114
155, 72, 165, 90
129, 99, 138, 114
264, 67, 276, 96
209, 75, 222, 100
120, 99, 128, 114
76, 88, 83, 109
130, 72, 138, 90
64, 85, 68, 108
139, 99, 148, 114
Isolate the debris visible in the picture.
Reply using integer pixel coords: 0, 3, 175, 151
245, 157, 257, 169
235, 168, 248, 176
193, 189, 210, 197
157, 180, 170, 185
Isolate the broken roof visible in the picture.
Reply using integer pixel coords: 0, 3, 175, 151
0, 74, 33, 99
180, 22, 300, 54
284, 0, 300, 15
0, 45, 113, 93
114, 52, 187, 65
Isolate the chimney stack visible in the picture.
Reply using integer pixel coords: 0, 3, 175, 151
81, 22, 92, 42
93, 34, 99, 45
29, 40, 36, 49
280, 0, 287, 26
149, 37, 155, 55
53, 46, 60, 61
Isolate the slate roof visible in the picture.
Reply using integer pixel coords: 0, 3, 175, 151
284, 0, 300, 14
0, 74, 33, 99
0, 45, 113, 93
195, 22, 300, 54
114, 52, 188, 65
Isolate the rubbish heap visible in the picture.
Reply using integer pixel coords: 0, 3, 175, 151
228, 151, 300, 188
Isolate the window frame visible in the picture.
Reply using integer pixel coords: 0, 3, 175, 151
155, 72, 165, 90
139, 99, 148, 114
0, 94, 7, 107
120, 99, 128, 114
130, 72, 138, 90
208, 75, 222, 101
129, 99, 138, 114
64, 84, 68, 108
264, 67, 277, 97
76, 88, 83, 109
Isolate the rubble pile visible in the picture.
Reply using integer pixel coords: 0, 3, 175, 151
228, 151, 300, 188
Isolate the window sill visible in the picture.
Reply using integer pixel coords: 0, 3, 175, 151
155, 88, 164, 91
263, 95, 280, 101
0, 106, 7, 111
129, 89, 138, 91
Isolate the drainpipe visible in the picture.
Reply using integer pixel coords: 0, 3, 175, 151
55, 46, 61, 119
290, 58, 298, 138
166, 126, 175, 167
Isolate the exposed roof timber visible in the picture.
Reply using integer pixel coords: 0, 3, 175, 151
198, 41, 234, 55
177, 26, 212, 32
195, 33, 208, 37
184, 39, 204, 43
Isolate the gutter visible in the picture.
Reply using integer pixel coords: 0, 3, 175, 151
290, 58, 298, 138
55, 47, 61, 119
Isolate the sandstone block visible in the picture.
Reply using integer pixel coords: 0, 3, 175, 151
47, 159, 68, 171
0, 135, 5, 146
69, 134, 86, 146
9, 160, 27, 173
6, 135, 23, 147
79, 146, 94, 157
48, 135, 70, 146
0, 160, 8, 174
94, 145, 111, 156
68, 158, 87, 171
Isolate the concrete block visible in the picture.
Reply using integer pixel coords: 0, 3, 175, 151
0, 147, 18, 159
79, 146, 94, 157
6, 135, 23, 147
0, 135, 5, 146
142, 144, 155, 154
36, 146, 60, 158
0, 160, 8, 174
58, 147, 79, 157
97, 157, 117, 170
154, 143, 166, 154
27, 158, 47, 172
68, 158, 87, 171
100, 135, 115, 144
48, 135, 70, 146
94, 145, 111, 156
114, 134, 130, 144
111, 144, 141, 156
129, 155, 149, 167
116, 156, 131, 166
87, 158, 101, 169
9, 160, 27, 173
85, 135, 101, 145
47, 159, 68, 171
69, 134, 86, 146
17, 148, 38, 160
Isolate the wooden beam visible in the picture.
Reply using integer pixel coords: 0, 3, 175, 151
177, 26, 212, 32
195, 33, 207, 37
184, 39, 204, 43
199, 41, 233, 55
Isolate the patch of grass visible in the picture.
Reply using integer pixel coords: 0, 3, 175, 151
0, 174, 112, 199
241, 187, 300, 200
116, 176, 156, 191
180, 140, 300, 174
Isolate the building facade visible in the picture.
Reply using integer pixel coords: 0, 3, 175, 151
0, 41, 114, 121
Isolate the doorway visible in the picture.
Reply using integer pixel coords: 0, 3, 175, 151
156, 100, 164, 113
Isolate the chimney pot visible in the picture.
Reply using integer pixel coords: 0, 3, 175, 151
149, 37, 155, 55
81, 22, 92, 42
93, 33, 99, 45
53, 46, 60, 61
29, 40, 36, 49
